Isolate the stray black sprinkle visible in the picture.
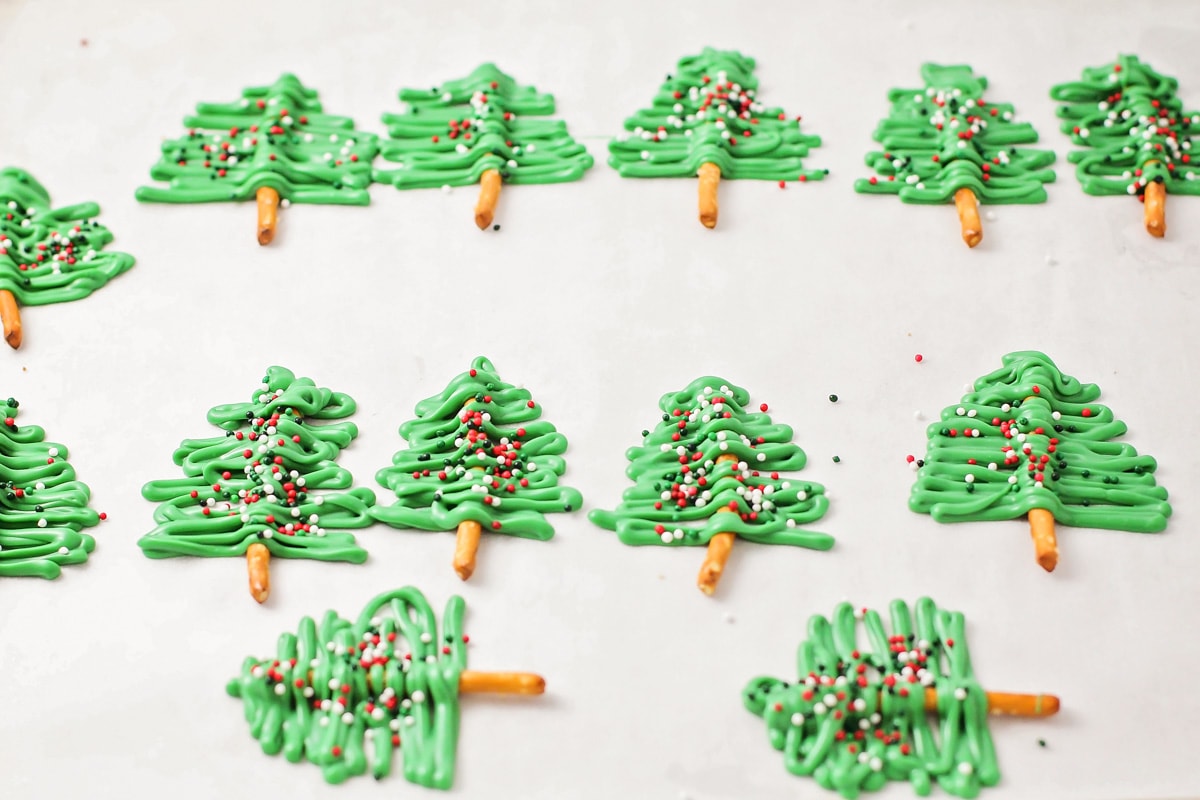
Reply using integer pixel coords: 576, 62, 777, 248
1037, 738, 1047, 748
828, 394, 838, 403
492, 224, 500, 231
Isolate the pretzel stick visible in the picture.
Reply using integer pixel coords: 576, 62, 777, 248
698, 162, 720, 229
247, 542, 271, 603
0, 290, 21, 349
921, 687, 1059, 717
1144, 180, 1166, 238
454, 520, 483, 581
954, 188, 982, 248
256, 186, 280, 246
697, 454, 741, 595
459, 670, 545, 695
475, 169, 502, 230
1028, 507, 1058, 573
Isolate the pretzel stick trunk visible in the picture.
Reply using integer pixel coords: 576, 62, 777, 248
454, 520, 483, 581
459, 670, 545, 695
1144, 180, 1166, 238
954, 188, 982, 248
698, 162, 721, 229
256, 187, 280, 246
1028, 507, 1058, 573
697, 454, 740, 595
247, 542, 271, 603
475, 169, 502, 230
0, 290, 21, 349
920, 687, 1059, 717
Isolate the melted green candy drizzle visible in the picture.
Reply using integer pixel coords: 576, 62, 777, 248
373, 356, 582, 539
1050, 54, 1200, 198
136, 74, 379, 206
375, 63, 593, 189
743, 598, 998, 798
227, 587, 467, 789
0, 167, 134, 306
609, 47, 825, 181
589, 376, 832, 549
910, 351, 1170, 532
139, 366, 374, 562
853, 64, 1055, 204
0, 397, 100, 579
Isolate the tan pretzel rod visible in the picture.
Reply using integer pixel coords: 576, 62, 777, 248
919, 687, 1060, 717
1144, 180, 1166, 238
475, 169, 502, 230
1028, 507, 1058, 573
0, 290, 22, 349
256, 187, 280, 246
697, 453, 741, 595
247, 542, 271, 603
954, 188, 982, 248
459, 670, 546, 695
698, 162, 721, 229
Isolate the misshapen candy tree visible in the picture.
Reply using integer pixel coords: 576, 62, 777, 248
609, 47, 825, 229
0, 167, 135, 349
0, 397, 101, 578
910, 351, 1170, 572
854, 63, 1056, 248
1051, 54, 1200, 238
227, 586, 544, 789
374, 63, 594, 229
589, 376, 831, 596
139, 367, 376, 603
373, 357, 582, 580
743, 598, 1059, 799
136, 74, 379, 245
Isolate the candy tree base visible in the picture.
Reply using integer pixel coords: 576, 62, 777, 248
474, 169, 502, 230
459, 670, 546, 695
256, 187, 280, 246
1145, 181, 1166, 238
955, 188, 982, 248
247, 542, 271, 603
454, 520, 483, 581
0, 290, 21, 349
1029, 508, 1058, 573
698, 162, 720, 229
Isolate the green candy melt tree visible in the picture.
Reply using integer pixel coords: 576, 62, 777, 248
138, 367, 376, 603
854, 63, 1056, 248
374, 63, 594, 230
373, 357, 582, 581
910, 351, 1170, 572
609, 47, 825, 229
0, 397, 102, 578
227, 586, 544, 790
1051, 54, 1200, 238
589, 376, 831, 596
136, 73, 379, 245
0, 167, 134, 349
743, 598, 1058, 799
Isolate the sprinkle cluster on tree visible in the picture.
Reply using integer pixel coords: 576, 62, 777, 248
854, 63, 1056, 248
589, 376, 831, 595
227, 586, 544, 789
743, 598, 1058, 799
374, 63, 594, 230
373, 356, 582, 580
136, 73, 379, 245
139, 366, 376, 602
0, 396, 101, 578
0, 167, 135, 349
609, 47, 825, 228
1051, 54, 1200, 238
910, 351, 1170, 572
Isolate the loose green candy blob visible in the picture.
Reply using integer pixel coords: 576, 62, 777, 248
910, 351, 1170, 532
0, 397, 100, 579
0, 167, 134, 306
227, 587, 467, 789
1050, 54, 1200, 198
136, 74, 379, 206
609, 47, 825, 181
373, 356, 582, 539
854, 63, 1056, 204
589, 376, 832, 549
743, 598, 998, 799
139, 366, 374, 563
374, 64, 593, 189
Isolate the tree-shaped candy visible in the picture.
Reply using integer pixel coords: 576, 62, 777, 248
910, 351, 1170, 572
589, 376, 831, 595
0, 167, 135, 349
373, 357, 581, 580
139, 367, 376, 602
227, 586, 544, 789
136, 74, 379, 245
1051, 54, 1200, 238
609, 47, 825, 228
854, 64, 1056, 248
743, 598, 1058, 798
0, 397, 101, 578
374, 63, 594, 230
